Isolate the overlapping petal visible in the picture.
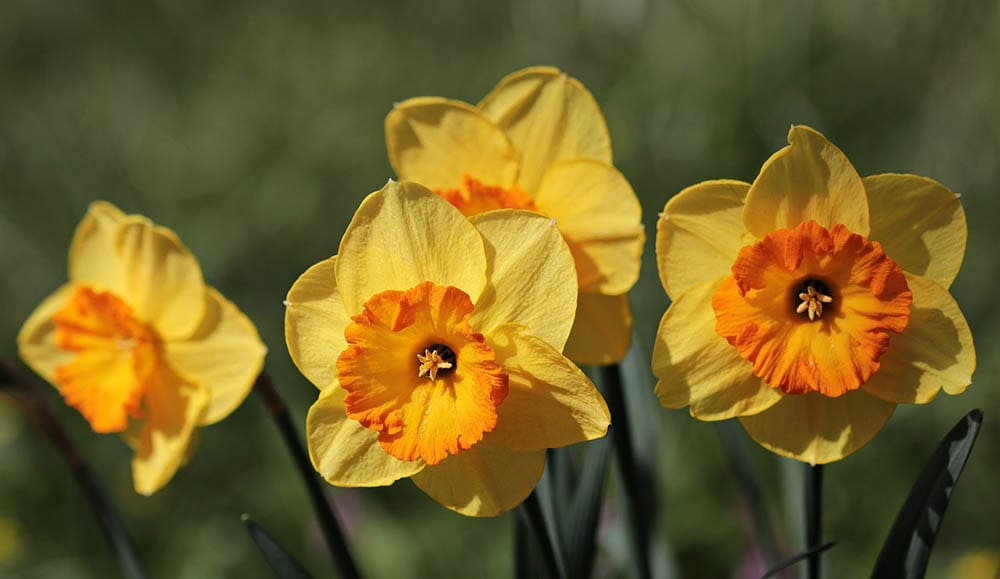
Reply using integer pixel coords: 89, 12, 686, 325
562, 293, 632, 366
744, 126, 869, 239
656, 180, 754, 300
534, 159, 644, 294
467, 210, 576, 350
411, 438, 546, 517
739, 389, 896, 464
132, 367, 209, 495
386, 97, 520, 191
284, 256, 352, 390
16, 283, 77, 385
652, 278, 783, 420
336, 181, 488, 313
307, 385, 425, 487
865, 173, 967, 289
478, 66, 611, 192
486, 324, 609, 451
862, 273, 975, 404
164, 287, 267, 425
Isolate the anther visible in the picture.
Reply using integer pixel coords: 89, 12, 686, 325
795, 282, 834, 321
417, 344, 456, 380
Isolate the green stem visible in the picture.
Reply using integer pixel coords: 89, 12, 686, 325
805, 464, 824, 579
516, 491, 566, 579
254, 372, 360, 579
600, 363, 652, 579
0, 359, 146, 579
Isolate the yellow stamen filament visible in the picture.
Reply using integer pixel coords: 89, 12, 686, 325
796, 284, 834, 321
417, 349, 453, 381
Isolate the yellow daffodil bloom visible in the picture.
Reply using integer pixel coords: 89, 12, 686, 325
385, 66, 644, 365
18, 202, 266, 494
653, 126, 975, 464
285, 181, 610, 516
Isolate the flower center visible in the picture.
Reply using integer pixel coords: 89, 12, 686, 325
337, 282, 509, 465
435, 174, 539, 216
794, 279, 834, 321
416, 344, 456, 380
52, 286, 161, 433
712, 221, 912, 397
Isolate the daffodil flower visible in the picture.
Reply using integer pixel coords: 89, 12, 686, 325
18, 202, 266, 494
385, 66, 644, 364
285, 181, 610, 516
653, 126, 975, 464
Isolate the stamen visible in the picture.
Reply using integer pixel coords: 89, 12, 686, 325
416, 344, 456, 380
795, 281, 834, 321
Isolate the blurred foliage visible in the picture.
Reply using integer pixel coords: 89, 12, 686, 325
1, 0, 998, 577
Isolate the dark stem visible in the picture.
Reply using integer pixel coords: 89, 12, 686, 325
717, 420, 779, 565
253, 372, 361, 579
0, 359, 146, 579
516, 491, 565, 579
805, 464, 824, 579
599, 363, 652, 579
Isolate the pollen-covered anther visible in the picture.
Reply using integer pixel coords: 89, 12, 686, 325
417, 345, 455, 380
796, 283, 834, 321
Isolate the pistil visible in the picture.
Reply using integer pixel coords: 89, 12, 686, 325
796, 282, 833, 321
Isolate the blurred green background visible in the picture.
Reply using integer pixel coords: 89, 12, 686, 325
1, 0, 998, 577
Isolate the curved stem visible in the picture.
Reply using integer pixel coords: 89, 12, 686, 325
253, 371, 361, 579
0, 359, 146, 579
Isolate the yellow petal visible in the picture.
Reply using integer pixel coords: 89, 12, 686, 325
70, 202, 206, 340
486, 324, 609, 451
863, 273, 975, 404
864, 174, 967, 289
744, 125, 869, 239
652, 277, 782, 420
385, 97, 520, 191
284, 256, 352, 390
17, 283, 77, 385
468, 210, 576, 351
739, 389, 896, 465
306, 385, 425, 487
163, 287, 267, 425
410, 438, 545, 517
336, 181, 488, 313
132, 368, 209, 495
657, 180, 754, 300
478, 66, 612, 192
534, 159, 644, 294
67, 201, 128, 293
562, 292, 632, 365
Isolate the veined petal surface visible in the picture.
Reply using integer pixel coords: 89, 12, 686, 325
744, 125, 869, 238
657, 180, 754, 299
164, 287, 266, 425
307, 385, 425, 487
739, 389, 895, 465
468, 210, 577, 351
486, 324, 609, 451
478, 67, 611, 192
652, 277, 783, 420
865, 173, 967, 289
284, 256, 352, 390
535, 159, 644, 294
411, 438, 545, 517
862, 273, 975, 404
336, 181, 488, 313
386, 97, 519, 191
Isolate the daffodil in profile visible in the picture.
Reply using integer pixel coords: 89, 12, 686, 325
653, 125, 975, 464
285, 181, 609, 516
385, 66, 644, 365
18, 202, 266, 494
